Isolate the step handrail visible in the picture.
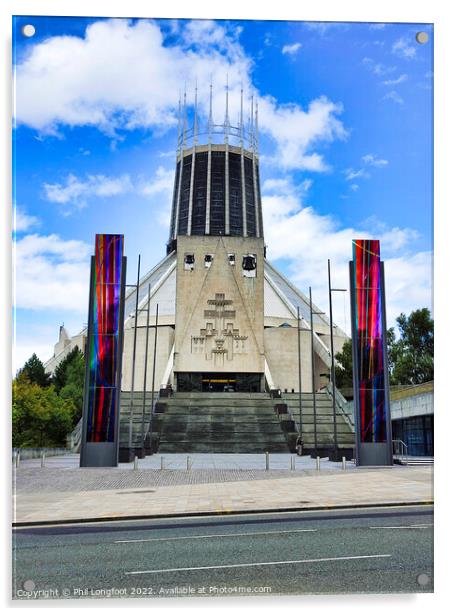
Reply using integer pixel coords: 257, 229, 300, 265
324, 383, 355, 430
392, 439, 408, 464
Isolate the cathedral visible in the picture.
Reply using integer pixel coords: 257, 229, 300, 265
46, 84, 353, 460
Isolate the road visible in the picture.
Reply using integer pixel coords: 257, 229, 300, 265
13, 505, 433, 599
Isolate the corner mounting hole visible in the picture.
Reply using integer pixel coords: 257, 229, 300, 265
416, 32, 429, 44
22, 24, 36, 38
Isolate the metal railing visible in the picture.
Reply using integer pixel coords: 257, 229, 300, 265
325, 382, 355, 429
392, 439, 408, 464
67, 419, 82, 452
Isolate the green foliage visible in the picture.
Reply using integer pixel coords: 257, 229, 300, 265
16, 353, 51, 387
334, 339, 354, 390
334, 308, 434, 391
389, 308, 434, 385
12, 380, 75, 448
53, 346, 84, 392
13, 346, 86, 448
60, 382, 84, 423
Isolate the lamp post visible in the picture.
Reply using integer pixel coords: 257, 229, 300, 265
309, 286, 325, 455
140, 284, 151, 454
127, 255, 141, 457
327, 259, 347, 460
148, 303, 159, 455
297, 306, 303, 438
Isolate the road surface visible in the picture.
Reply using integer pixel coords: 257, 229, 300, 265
13, 505, 433, 599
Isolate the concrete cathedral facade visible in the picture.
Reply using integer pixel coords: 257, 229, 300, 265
45, 86, 348, 401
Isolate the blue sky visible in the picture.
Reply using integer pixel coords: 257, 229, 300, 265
12, 16, 433, 371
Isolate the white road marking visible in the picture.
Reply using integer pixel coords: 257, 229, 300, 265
125, 554, 391, 575
370, 524, 433, 529
115, 528, 317, 543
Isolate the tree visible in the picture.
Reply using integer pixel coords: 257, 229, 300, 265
52, 346, 84, 392
389, 308, 434, 385
57, 347, 85, 423
16, 353, 51, 387
335, 339, 353, 390
12, 380, 75, 448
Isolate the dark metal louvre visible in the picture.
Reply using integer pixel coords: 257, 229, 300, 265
244, 156, 256, 236
169, 160, 180, 240
210, 151, 225, 235
191, 151, 208, 235
177, 154, 192, 235
228, 152, 243, 236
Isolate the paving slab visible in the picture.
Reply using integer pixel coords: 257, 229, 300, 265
12, 458, 433, 525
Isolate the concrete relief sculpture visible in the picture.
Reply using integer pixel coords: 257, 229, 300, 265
192, 293, 248, 365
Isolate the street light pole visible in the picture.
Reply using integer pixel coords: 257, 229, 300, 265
140, 284, 151, 454
309, 287, 326, 456
297, 306, 303, 438
148, 303, 159, 455
128, 254, 141, 456
327, 259, 347, 460
309, 287, 318, 453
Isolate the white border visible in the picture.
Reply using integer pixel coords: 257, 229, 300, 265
1, 0, 450, 613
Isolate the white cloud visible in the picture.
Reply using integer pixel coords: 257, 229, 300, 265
382, 74, 408, 86
383, 90, 404, 105
344, 153, 388, 188
369, 24, 387, 30
392, 37, 417, 59
344, 168, 370, 181
13, 233, 91, 312
362, 153, 389, 167
139, 166, 175, 227
304, 22, 348, 36
259, 95, 347, 171
15, 19, 346, 174
14, 19, 251, 135
282, 42, 302, 56
362, 57, 396, 76
43, 174, 133, 210
13, 207, 40, 232
262, 180, 431, 331
139, 166, 174, 198
42, 167, 175, 222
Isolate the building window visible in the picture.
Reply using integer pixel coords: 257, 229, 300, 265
184, 253, 195, 271
242, 254, 257, 277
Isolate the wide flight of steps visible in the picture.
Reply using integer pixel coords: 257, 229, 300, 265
118, 391, 157, 460
156, 392, 291, 453
281, 391, 356, 457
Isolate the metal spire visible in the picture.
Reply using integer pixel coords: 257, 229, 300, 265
182, 86, 187, 148
208, 77, 213, 144
239, 84, 244, 147
224, 74, 230, 144
176, 92, 181, 150
193, 81, 198, 145
255, 98, 259, 155
250, 94, 254, 151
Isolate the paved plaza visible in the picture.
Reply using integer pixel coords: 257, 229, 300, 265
12, 454, 433, 525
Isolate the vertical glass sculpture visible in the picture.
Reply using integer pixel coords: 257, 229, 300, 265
351, 239, 388, 443
86, 234, 124, 442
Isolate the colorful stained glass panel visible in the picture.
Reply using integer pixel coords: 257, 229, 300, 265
86, 234, 124, 443
352, 239, 388, 443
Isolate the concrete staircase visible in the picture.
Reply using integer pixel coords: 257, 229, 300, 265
394, 455, 434, 466
116, 389, 356, 458
281, 391, 355, 457
118, 391, 157, 460
156, 392, 291, 453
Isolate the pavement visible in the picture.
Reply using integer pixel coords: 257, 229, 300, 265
12, 506, 434, 597
12, 454, 433, 525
